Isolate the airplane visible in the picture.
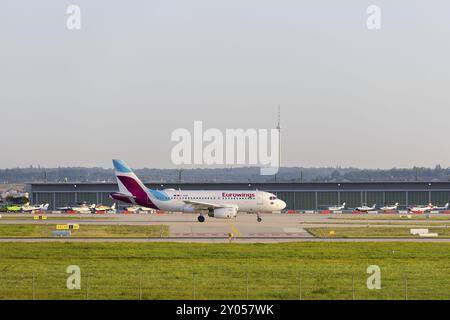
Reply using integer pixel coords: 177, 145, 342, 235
21, 203, 49, 213
3, 205, 22, 213
125, 206, 156, 214
380, 203, 399, 211
355, 204, 376, 212
58, 202, 96, 214
109, 159, 287, 222
408, 203, 434, 214
328, 202, 346, 211
94, 203, 117, 213
432, 203, 449, 211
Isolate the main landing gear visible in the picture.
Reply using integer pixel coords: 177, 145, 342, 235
257, 213, 262, 223
197, 215, 205, 223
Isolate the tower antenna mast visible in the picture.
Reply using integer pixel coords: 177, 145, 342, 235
276, 105, 281, 181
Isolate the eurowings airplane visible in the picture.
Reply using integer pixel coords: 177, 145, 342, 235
328, 202, 346, 211
109, 160, 286, 222
380, 203, 399, 211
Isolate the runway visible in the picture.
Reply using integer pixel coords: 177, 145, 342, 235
1, 212, 450, 242
1, 237, 450, 243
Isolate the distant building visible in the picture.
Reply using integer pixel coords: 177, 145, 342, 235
26, 182, 450, 211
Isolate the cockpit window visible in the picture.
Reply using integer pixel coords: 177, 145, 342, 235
269, 196, 277, 200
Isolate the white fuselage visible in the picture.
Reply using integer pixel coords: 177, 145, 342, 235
328, 203, 345, 211
145, 189, 286, 213
432, 204, 449, 211
380, 204, 398, 211
409, 205, 433, 213
356, 205, 376, 212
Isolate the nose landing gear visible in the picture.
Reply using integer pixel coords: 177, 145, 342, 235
257, 213, 262, 222
197, 215, 205, 223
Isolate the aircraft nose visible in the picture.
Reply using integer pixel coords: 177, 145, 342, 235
279, 200, 287, 210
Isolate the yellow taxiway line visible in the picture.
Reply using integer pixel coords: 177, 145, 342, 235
227, 220, 241, 237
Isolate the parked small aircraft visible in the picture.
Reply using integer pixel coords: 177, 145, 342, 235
94, 203, 117, 213
125, 206, 156, 214
355, 204, 376, 212
58, 202, 96, 214
21, 203, 49, 213
432, 203, 449, 211
380, 203, 399, 211
328, 202, 346, 211
408, 203, 434, 213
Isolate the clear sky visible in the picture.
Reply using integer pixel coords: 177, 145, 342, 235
1, 0, 449, 169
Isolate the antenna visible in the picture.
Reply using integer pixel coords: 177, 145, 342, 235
275, 105, 281, 182
277, 105, 281, 170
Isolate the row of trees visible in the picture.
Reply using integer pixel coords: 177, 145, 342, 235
1, 165, 450, 183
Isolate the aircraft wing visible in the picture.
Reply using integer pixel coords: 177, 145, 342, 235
182, 200, 235, 210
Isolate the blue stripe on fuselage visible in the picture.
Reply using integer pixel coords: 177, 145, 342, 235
148, 189, 170, 201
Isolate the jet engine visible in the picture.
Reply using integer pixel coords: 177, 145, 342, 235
208, 207, 237, 219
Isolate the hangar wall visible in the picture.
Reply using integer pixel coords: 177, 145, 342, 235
27, 182, 450, 211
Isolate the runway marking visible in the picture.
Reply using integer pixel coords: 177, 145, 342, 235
283, 227, 303, 233
171, 232, 308, 237
227, 220, 241, 237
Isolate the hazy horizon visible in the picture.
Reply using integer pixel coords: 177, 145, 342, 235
0, 164, 448, 171
2, 1, 449, 170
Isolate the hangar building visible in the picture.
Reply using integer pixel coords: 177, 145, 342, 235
26, 182, 450, 211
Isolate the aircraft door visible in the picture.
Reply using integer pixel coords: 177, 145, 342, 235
257, 193, 263, 206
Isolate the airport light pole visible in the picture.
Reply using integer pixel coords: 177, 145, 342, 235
275, 105, 281, 183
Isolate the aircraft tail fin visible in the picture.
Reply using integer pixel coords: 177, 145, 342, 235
113, 160, 148, 198
112, 160, 157, 209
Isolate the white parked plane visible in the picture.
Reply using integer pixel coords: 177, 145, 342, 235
432, 203, 449, 211
355, 204, 376, 212
380, 203, 399, 211
94, 203, 117, 213
109, 160, 286, 222
328, 203, 346, 211
125, 206, 156, 214
408, 203, 434, 214
58, 203, 96, 214
21, 203, 49, 213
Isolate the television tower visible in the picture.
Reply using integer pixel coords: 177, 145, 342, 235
276, 105, 281, 182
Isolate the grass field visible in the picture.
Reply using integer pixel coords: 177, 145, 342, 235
307, 227, 450, 238
0, 242, 450, 300
0, 224, 168, 238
